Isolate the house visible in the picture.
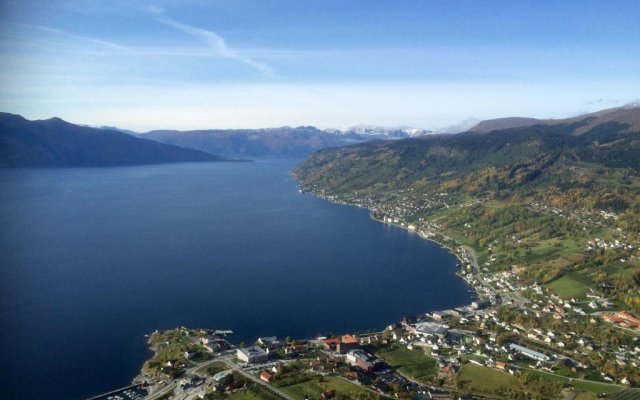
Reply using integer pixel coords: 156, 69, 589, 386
260, 370, 273, 383
603, 311, 640, 330
472, 300, 490, 310
427, 388, 452, 399
237, 346, 268, 363
337, 335, 359, 354
441, 364, 457, 374
323, 337, 341, 351
495, 361, 506, 370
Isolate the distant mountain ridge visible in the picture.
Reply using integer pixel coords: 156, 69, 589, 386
141, 125, 434, 158
4, 105, 639, 166
469, 104, 640, 134
469, 117, 543, 133
0, 113, 224, 167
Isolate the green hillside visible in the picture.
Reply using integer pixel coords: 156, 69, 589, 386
294, 107, 640, 313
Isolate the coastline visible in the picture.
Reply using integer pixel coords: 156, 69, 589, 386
301, 188, 480, 307
129, 188, 479, 382
120, 184, 640, 399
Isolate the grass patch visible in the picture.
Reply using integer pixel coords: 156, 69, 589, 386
374, 345, 437, 382
546, 274, 592, 298
458, 364, 520, 393
225, 391, 266, 400
194, 361, 228, 376
574, 393, 599, 400
527, 370, 624, 395
280, 376, 378, 400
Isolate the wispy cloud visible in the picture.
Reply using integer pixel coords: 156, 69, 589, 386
33, 25, 131, 52
149, 7, 275, 77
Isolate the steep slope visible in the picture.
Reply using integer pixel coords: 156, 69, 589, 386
294, 106, 640, 319
0, 113, 224, 167
295, 108, 640, 210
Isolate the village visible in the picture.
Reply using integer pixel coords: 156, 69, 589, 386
101, 256, 640, 400
96, 186, 640, 400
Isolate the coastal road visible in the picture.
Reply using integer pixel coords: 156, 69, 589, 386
462, 245, 479, 276
144, 354, 231, 400
145, 382, 177, 400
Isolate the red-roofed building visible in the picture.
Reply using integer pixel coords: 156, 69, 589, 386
341, 335, 358, 344
260, 370, 273, 383
337, 335, 359, 354
323, 338, 341, 351
603, 311, 640, 330
441, 364, 457, 375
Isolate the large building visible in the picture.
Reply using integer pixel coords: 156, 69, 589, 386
411, 322, 448, 338
237, 346, 268, 363
346, 349, 375, 373
603, 311, 640, 330
508, 343, 550, 362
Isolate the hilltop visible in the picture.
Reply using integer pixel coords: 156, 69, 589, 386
469, 103, 640, 134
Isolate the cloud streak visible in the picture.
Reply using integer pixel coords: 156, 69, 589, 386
150, 8, 275, 77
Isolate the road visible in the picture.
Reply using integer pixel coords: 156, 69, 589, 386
145, 382, 177, 400
220, 358, 294, 400
144, 353, 294, 400
462, 245, 479, 276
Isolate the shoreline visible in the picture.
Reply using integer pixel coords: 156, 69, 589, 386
130, 190, 480, 382
303, 189, 481, 307
124, 186, 640, 399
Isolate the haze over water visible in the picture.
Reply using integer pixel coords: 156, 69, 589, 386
0, 160, 471, 400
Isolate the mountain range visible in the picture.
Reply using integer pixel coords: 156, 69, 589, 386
0, 113, 223, 167
139, 125, 434, 159
3, 104, 640, 167
294, 105, 640, 211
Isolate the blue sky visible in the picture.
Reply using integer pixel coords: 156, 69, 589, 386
0, 0, 639, 130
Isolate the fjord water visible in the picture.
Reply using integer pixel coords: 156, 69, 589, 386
0, 160, 471, 400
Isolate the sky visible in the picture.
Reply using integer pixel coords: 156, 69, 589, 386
0, 0, 639, 131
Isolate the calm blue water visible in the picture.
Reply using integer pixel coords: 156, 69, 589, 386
0, 160, 471, 400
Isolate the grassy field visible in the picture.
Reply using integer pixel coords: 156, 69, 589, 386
526, 369, 625, 395
279, 376, 378, 400
225, 391, 266, 400
194, 361, 228, 376
574, 393, 599, 400
546, 274, 592, 298
458, 364, 521, 393
374, 345, 437, 382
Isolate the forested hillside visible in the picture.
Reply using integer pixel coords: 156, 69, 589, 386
295, 107, 640, 314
